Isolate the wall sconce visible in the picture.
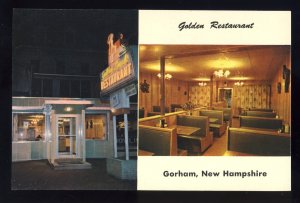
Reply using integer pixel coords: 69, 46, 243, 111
198, 82, 207, 86
234, 81, 244, 86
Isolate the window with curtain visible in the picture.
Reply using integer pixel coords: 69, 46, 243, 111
85, 114, 107, 140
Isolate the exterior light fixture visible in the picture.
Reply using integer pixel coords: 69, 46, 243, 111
64, 106, 73, 112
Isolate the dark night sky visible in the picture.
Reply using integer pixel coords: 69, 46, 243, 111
12, 9, 138, 72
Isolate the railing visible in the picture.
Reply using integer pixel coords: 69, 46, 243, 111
139, 111, 187, 123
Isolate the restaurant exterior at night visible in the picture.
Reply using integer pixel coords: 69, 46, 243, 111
12, 34, 138, 180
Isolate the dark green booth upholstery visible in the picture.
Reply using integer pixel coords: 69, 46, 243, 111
147, 112, 161, 117
171, 104, 182, 112
176, 115, 213, 153
228, 127, 290, 156
139, 125, 175, 156
240, 116, 283, 130
249, 108, 273, 112
139, 108, 145, 118
152, 105, 170, 113
199, 110, 226, 137
212, 107, 232, 123
246, 111, 277, 118
177, 115, 207, 137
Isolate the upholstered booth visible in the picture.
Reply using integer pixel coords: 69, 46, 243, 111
212, 107, 232, 124
176, 115, 213, 153
170, 104, 182, 112
228, 127, 290, 156
239, 116, 283, 130
245, 110, 277, 118
139, 108, 145, 118
139, 125, 177, 156
152, 105, 170, 113
147, 112, 161, 117
199, 110, 226, 137
249, 108, 273, 112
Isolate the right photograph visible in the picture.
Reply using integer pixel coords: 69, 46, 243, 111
138, 45, 291, 156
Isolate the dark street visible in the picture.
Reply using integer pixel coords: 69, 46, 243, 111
12, 159, 136, 190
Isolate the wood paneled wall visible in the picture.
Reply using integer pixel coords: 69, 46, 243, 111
139, 72, 189, 115
271, 53, 291, 125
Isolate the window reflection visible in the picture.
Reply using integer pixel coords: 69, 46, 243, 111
12, 113, 45, 141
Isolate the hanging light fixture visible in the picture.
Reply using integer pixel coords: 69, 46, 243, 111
214, 69, 230, 78
213, 53, 231, 78
234, 81, 244, 86
198, 81, 207, 86
157, 73, 172, 80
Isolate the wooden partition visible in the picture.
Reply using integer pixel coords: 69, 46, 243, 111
139, 72, 189, 116
139, 111, 187, 127
271, 52, 291, 125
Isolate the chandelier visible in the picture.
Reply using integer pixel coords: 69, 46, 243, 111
234, 81, 244, 86
198, 82, 207, 86
157, 73, 172, 80
214, 69, 230, 78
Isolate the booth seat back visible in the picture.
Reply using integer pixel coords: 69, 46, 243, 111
199, 110, 223, 125
246, 111, 277, 118
170, 104, 182, 112
176, 115, 209, 137
139, 108, 145, 118
139, 125, 176, 156
249, 108, 273, 112
228, 127, 290, 156
147, 112, 160, 117
212, 107, 232, 122
153, 105, 170, 113
240, 116, 283, 130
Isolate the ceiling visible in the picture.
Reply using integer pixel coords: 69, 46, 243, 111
139, 45, 290, 82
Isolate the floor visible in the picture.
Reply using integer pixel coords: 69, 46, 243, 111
202, 131, 228, 156
11, 158, 137, 190
202, 117, 240, 156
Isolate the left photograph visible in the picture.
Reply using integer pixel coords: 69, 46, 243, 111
11, 9, 138, 190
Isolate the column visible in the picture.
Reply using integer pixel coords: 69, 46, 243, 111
210, 75, 213, 107
113, 115, 118, 158
160, 56, 165, 116
124, 113, 129, 160
160, 56, 166, 128
43, 104, 52, 162
81, 110, 86, 162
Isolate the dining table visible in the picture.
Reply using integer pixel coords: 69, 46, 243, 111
175, 125, 201, 136
209, 118, 219, 123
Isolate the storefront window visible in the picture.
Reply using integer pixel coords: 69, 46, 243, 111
12, 113, 45, 141
85, 114, 107, 140
116, 110, 137, 151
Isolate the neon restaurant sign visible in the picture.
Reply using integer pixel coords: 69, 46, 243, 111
100, 33, 136, 95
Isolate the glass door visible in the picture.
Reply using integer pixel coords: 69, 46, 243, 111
57, 116, 78, 158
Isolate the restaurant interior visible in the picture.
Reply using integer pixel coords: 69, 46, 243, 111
138, 45, 291, 156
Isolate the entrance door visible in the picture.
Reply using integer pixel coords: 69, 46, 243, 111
56, 115, 79, 158
218, 88, 233, 108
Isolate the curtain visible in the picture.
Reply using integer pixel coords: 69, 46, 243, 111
233, 84, 271, 109
189, 86, 210, 107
